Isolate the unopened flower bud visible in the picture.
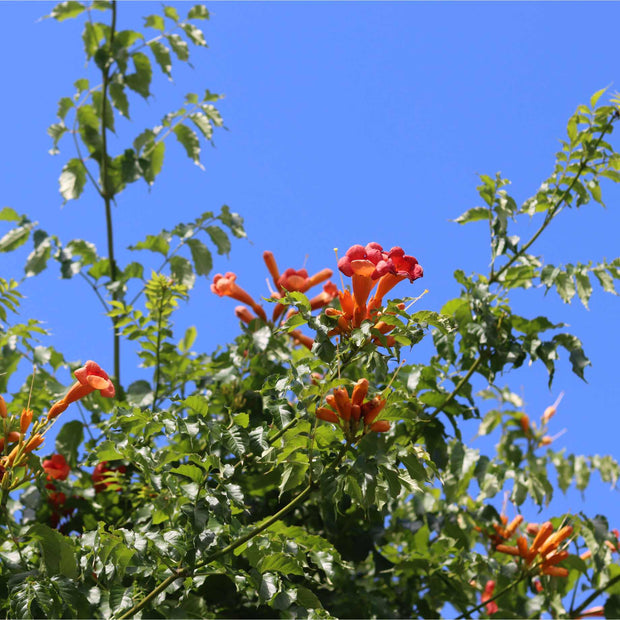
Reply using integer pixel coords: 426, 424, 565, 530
24, 433, 44, 453
47, 400, 68, 421
0, 395, 7, 418
20, 409, 33, 434
520, 414, 530, 435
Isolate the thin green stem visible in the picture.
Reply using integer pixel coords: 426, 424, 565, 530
569, 573, 620, 618
455, 573, 526, 619
412, 356, 482, 443
489, 112, 618, 286
78, 272, 109, 312
152, 289, 167, 409
100, 0, 121, 388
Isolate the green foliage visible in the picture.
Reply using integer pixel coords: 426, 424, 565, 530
1, 5, 620, 618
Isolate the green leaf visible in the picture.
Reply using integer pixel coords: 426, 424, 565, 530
296, 586, 322, 609
144, 14, 165, 31
183, 394, 209, 415
59, 158, 87, 202
149, 41, 172, 78
83, 21, 104, 59
50, 1, 85, 21
55, 420, 84, 467
25, 233, 53, 277
170, 464, 204, 484
186, 238, 212, 275
173, 124, 201, 166
189, 112, 213, 140
57, 97, 74, 120
28, 524, 78, 578
187, 5, 209, 20
170, 255, 195, 288
182, 23, 207, 46
575, 271, 593, 308
453, 206, 490, 225
167, 34, 189, 61
126, 380, 153, 407
163, 5, 180, 21
554, 271, 576, 303
109, 83, 130, 118
257, 553, 304, 577
590, 87, 607, 108
125, 52, 152, 99
143, 141, 165, 184
130, 234, 170, 256
205, 225, 231, 256
179, 325, 197, 353
0, 207, 20, 222
0, 223, 34, 253
96, 440, 124, 461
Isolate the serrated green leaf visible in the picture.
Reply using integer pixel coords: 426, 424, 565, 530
453, 206, 490, 225
0, 223, 34, 253
205, 225, 230, 256
109, 82, 130, 118
126, 380, 153, 407
149, 41, 172, 77
29, 524, 78, 578
186, 238, 212, 275
50, 1, 85, 21
170, 255, 195, 288
173, 124, 201, 166
189, 112, 213, 140
257, 553, 304, 577
182, 23, 207, 46
188, 5, 209, 19
183, 394, 209, 415
125, 52, 152, 99
167, 34, 189, 61
575, 271, 592, 308
144, 14, 165, 31
0, 207, 20, 222
59, 158, 87, 202
130, 234, 170, 256
163, 5, 180, 21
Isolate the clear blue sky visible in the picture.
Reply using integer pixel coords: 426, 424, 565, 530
1, 2, 619, 527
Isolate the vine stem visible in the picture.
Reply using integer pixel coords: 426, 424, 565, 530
152, 286, 168, 409
455, 573, 526, 619
569, 573, 620, 618
100, 0, 121, 388
489, 110, 619, 286
411, 356, 482, 443
116, 443, 349, 620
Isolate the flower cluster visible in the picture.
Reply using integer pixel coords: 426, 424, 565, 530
0, 361, 114, 493
316, 378, 390, 441
211, 251, 338, 348
495, 520, 573, 577
41, 454, 126, 529
327, 243, 423, 345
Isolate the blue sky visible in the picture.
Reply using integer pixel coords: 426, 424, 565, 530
1, 2, 619, 529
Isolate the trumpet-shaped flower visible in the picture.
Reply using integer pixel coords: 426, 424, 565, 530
211, 272, 267, 321
48, 361, 115, 421
481, 580, 498, 615
43, 454, 70, 481
331, 243, 423, 340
